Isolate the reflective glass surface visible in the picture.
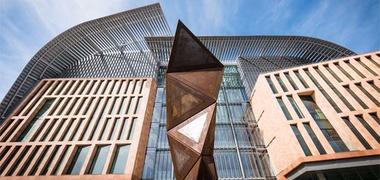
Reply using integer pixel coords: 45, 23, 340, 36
18, 99, 55, 142
88, 145, 110, 174
66, 146, 90, 175
142, 66, 274, 179
110, 145, 130, 174
301, 96, 348, 152
291, 125, 312, 156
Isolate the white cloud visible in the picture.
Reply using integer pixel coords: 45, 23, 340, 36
24, 0, 145, 35
0, 0, 155, 99
0, 0, 378, 100
0, 17, 35, 100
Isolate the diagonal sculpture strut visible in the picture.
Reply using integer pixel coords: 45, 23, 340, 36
166, 21, 224, 180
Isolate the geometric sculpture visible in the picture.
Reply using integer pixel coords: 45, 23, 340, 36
166, 21, 224, 180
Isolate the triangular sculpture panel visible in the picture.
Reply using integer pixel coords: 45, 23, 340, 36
166, 21, 223, 180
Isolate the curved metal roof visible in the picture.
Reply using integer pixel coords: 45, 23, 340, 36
146, 36, 356, 64
0, 3, 356, 122
0, 3, 171, 121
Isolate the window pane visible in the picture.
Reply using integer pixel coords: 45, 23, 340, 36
265, 76, 278, 94
314, 67, 355, 111
87, 145, 110, 174
100, 118, 113, 140
284, 72, 298, 90
18, 146, 40, 176
216, 105, 229, 123
234, 125, 252, 147
53, 145, 72, 175
275, 74, 288, 92
240, 151, 263, 178
230, 104, 244, 122
301, 96, 348, 152
40, 145, 60, 175
66, 146, 90, 175
276, 97, 292, 120
0, 146, 11, 162
18, 99, 55, 141
287, 95, 304, 118
291, 125, 311, 156
356, 84, 380, 106
345, 60, 366, 78
226, 89, 243, 103
156, 88, 164, 103
119, 118, 129, 140
215, 125, 235, 148
157, 126, 169, 149
110, 145, 130, 174
217, 90, 226, 103
153, 151, 172, 179
110, 118, 121, 140
334, 62, 354, 80
214, 150, 242, 178
303, 123, 326, 154
29, 146, 50, 176
304, 68, 342, 113
294, 70, 309, 88
6, 146, 31, 176
356, 115, 380, 143
343, 85, 368, 109
127, 118, 137, 140
342, 117, 371, 149
323, 64, 342, 82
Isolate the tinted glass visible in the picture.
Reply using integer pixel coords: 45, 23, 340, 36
66, 146, 90, 175
88, 145, 110, 174
110, 145, 130, 174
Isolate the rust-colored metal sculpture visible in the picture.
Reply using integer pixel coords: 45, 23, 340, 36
166, 21, 223, 180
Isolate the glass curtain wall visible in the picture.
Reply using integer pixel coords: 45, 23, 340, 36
142, 66, 274, 179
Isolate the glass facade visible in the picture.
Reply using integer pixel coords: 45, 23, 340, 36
344, 60, 366, 78
87, 145, 110, 174
354, 58, 378, 76
343, 85, 369, 109
276, 97, 293, 120
284, 72, 298, 90
290, 125, 312, 156
287, 95, 304, 119
18, 99, 55, 142
304, 68, 342, 113
341, 117, 371, 150
66, 146, 90, 175
314, 67, 355, 111
300, 95, 348, 152
1, 3, 375, 179
303, 123, 326, 154
355, 115, 380, 143
294, 70, 309, 88
275, 74, 288, 92
237, 56, 317, 96
356, 83, 380, 106
266, 76, 278, 94
323, 64, 342, 82
334, 62, 354, 80
110, 145, 130, 174
142, 66, 274, 179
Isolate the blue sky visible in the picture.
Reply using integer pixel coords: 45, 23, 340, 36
0, 0, 379, 99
